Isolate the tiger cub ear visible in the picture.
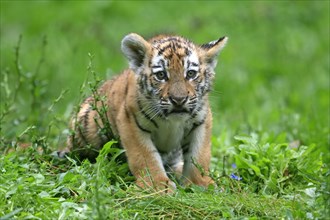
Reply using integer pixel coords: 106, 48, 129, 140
121, 33, 151, 70
200, 36, 228, 69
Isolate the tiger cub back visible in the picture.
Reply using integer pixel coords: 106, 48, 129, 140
67, 33, 227, 192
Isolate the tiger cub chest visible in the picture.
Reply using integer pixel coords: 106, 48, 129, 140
151, 115, 192, 153
134, 102, 207, 155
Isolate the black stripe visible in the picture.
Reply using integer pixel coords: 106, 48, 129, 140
77, 123, 89, 145
191, 104, 203, 119
158, 44, 172, 55
185, 47, 191, 56
133, 114, 151, 133
83, 106, 91, 129
124, 104, 130, 119
124, 79, 129, 96
164, 53, 173, 60
138, 74, 150, 96
138, 76, 145, 90
160, 59, 166, 69
171, 42, 177, 51
191, 62, 198, 67
200, 37, 225, 50
137, 99, 159, 128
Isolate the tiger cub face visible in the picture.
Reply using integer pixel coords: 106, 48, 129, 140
122, 34, 227, 119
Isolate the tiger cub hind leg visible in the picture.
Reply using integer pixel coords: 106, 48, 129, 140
65, 80, 120, 161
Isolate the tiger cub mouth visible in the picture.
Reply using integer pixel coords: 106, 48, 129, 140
170, 108, 190, 114
164, 106, 191, 116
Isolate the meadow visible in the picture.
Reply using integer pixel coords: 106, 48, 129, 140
0, 1, 329, 219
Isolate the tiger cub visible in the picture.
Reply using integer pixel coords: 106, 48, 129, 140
66, 33, 228, 192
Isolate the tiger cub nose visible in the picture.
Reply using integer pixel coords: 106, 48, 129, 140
169, 96, 188, 106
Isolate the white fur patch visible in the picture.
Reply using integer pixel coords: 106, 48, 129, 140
152, 114, 190, 153
184, 51, 200, 78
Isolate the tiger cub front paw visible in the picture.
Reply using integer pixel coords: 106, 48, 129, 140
183, 175, 215, 188
136, 176, 176, 194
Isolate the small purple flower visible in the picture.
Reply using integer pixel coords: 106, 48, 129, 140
231, 163, 237, 169
230, 173, 242, 181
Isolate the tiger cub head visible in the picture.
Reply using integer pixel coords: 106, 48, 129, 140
121, 33, 227, 117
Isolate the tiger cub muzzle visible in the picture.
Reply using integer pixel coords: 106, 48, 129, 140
162, 95, 195, 115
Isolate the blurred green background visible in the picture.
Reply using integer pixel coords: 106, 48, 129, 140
1, 1, 329, 153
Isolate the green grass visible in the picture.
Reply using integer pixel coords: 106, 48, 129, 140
1, 1, 329, 219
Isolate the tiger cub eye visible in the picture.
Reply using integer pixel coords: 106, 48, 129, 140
154, 71, 167, 81
186, 70, 198, 80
